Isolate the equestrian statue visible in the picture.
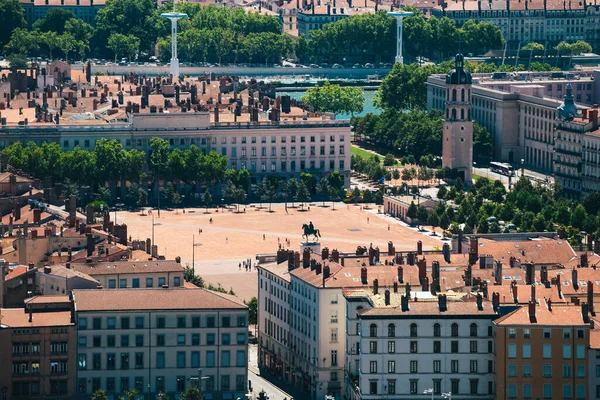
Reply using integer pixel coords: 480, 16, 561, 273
302, 221, 321, 242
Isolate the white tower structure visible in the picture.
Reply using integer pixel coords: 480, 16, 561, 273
160, 12, 188, 77
387, 10, 413, 64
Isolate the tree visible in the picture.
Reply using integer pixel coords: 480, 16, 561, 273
477, 216, 489, 233
33, 8, 75, 33
283, 178, 299, 207
406, 201, 418, 221
246, 296, 258, 325
301, 81, 364, 115
4, 28, 38, 56
522, 42, 545, 51
40, 31, 60, 59
137, 188, 148, 211
260, 179, 277, 212
91, 389, 109, 400
201, 190, 212, 212
571, 40, 592, 55
295, 181, 311, 210
183, 265, 204, 288
570, 204, 587, 230
0, 0, 26, 49
180, 386, 200, 400
416, 205, 428, 225
363, 190, 373, 204
392, 169, 401, 180
107, 33, 140, 62
317, 177, 331, 206
383, 153, 396, 166
582, 192, 600, 216
473, 123, 493, 164
329, 185, 340, 210
428, 212, 440, 235
119, 389, 139, 400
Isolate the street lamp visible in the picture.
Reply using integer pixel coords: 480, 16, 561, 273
442, 392, 452, 400
521, 158, 525, 177
423, 388, 434, 400
192, 235, 202, 276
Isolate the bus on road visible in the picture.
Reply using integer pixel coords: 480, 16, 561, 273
490, 161, 515, 176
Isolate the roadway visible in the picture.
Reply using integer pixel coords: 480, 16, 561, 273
90, 64, 392, 78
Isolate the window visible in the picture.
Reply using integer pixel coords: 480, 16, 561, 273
192, 316, 200, 328
156, 352, 165, 369
107, 317, 116, 329
207, 351, 215, 367
508, 364, 516, 377
410, 380, 418, 394
79, 336, 87, 348
470, 323, 478, 337
577, 328, 585, 339
508, 383, 517, 398
146, 278, 153, 288
370, 341, 377, 353
236, 350, 245, 367
451, 360, 458, 373
174, 277, 181, 287
523, 364, 531, 377
177, 316, 186, 328
410, 323, 418, 337
132, 278, 139, 288
523, 327, 531, 338
470, 340, 478, 353
410, 341, 418, 353
78, 354, 87, 370
433, 360, 441, 373
433, 341, 441, 353
135, 317, 144, 329
135, 335, 143, 347
543, 383, 552, 398
577, 384, 586, 399
543, 328, 551, 339
388, 360, 396, 373
523, 343, 531, 358
434, 323, 441, 337
451, 341, 459, 353
331, 350, 338, 366
564, 364, 572, 377
388, 341, 395, 354
369, 381, 377, 395
563, 384, 572, 398
370, 324, 377, 337
121, 335, 129, 347
93, 318, 101, 330
410, 360, 418, 373
543, 343, 551, 358
222, 316, 231, 327
135, 353, 143, 369
369, 361, 377, 373
79, 318, 87, 330
388, 323, 395, 337
543, 364, 552, 377
509, 327, 516, 338
564, 344, 572, 359
237, 333, 245, 345
107, 353, 116, 369
121, 353, 129, 369
222, 333, 230, 345
177, 335, 186, 346
470, 360, 478, 373
177, 352, 185, 368
207, 333, 215, 345
508, 343, 517, 358
119, 279, 127, 288
523, 383, 532, 398
576, 364, 585, 377
157, 335, 165, 347
564, 328, 571, 339
451, 323, 459, 337
577, 344, 585, 359
121, 317, 130, 329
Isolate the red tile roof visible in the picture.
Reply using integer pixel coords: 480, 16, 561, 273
0, 308, 72, 327
494, 302, 589, 326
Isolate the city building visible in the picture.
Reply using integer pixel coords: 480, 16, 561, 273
345, 290, 496, 399
0, 296, 76, 400
494, 301, 591, 400
427, 69, 600, 171
431, 0, 599, 51
72, 287, 249, 399
442, 53, 474, 183
297, 0, 378, 37
19, 0, 106, 27
554, 98, 600, 199
70, 260, 184, 289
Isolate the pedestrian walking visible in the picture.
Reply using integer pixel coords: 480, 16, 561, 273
388, 225, 390, 231
239, 263, 241, 270
263, 234, 266, 241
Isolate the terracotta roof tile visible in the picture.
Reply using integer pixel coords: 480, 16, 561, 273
71, 260, 182, 276
359, 299, 497, 317
73, 288, 247, 311
494, 302, 589, 326
0, 308, 72, 327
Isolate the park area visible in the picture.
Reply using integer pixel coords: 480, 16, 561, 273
117, 203, 441, 300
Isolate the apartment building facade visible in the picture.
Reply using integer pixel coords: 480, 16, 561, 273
72, 288, 249, 400
346, 291, 497, 399
427, 70, 600, 172
0, 298, 76, 400
554, 102, 600, 199
495, 302, 590, 400
71, 260, 184, 289
19, 0, 106, 27
0, 113, 352, 187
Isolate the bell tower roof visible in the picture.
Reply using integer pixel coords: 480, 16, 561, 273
446, 53, 472, 85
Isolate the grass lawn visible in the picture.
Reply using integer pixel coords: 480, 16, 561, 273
351, 145, 382, 160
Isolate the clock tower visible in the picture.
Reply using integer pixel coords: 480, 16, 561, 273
442, 53, 473, 184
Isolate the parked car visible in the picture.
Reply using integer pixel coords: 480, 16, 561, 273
309, 63, 320, 68
352, 63, 362, 68
365, 63, 375, 68
332, 63, 342, 68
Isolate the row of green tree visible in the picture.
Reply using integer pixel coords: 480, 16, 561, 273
405, 175, 600, 247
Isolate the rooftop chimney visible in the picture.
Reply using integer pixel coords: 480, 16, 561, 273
323, 265, 331, 279
528, 300, 537, 323
511, 280, 518, 303
321, 247, 329, 260
401, 295, 409, 311
582, 302, 590, 323
588, 281, 595, 315
393, 281, 398, 293
492, 291, 500, 311
417, 258, 426, 283
388, 241, 395, 256
86, 232, 94, 257
531, 284, 536, 302
548, 298, 552, 311
469, 237, 479, 264
397, 266, 404, 283
476, 293, 483, 310
525, 263, 534, 285
361, 267, 368, 284
417, 240, 422, 255
438, 294, 447, 312
432, 261, 440, 282
541, 266, 549, 286
405, 282, 411, 299
384, 289, 390, 305
494, 260, 502, 285
572, 269, 579, 290
303, 248, 310, 268
581, 253, 589, 268
373, 279, 379, 295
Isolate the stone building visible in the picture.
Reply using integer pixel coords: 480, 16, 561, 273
442, 54, 473, 183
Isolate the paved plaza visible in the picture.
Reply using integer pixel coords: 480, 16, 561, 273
117, 203, 441, 300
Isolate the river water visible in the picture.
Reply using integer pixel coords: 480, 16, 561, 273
276, 89, 380, 119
